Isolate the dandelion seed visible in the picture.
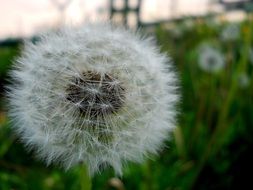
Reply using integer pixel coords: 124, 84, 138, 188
249, 48, 253, 65
7, 23, 179, 176
221, 24, 240, 41
198, 45, 225, 73
237, 73, 250, 88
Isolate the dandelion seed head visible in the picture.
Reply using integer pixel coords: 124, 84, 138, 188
237, 73, 250, 88
66, 71, 125, 118
7, 23, 179, 176
249, 48, 253, 65
221, 24, 240, 41
198, 45, 225, 73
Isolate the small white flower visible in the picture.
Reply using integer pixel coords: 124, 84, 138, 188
221, 24, 240, 41
7, 23, 179, 176
198, 45, 225, 73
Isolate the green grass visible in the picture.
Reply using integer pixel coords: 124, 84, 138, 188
0, 16, 253, 190
0, 46, 19, 79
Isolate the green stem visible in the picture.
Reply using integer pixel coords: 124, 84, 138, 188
141, 160, 154, 190
80, 163, 92, 190
188, 15, 252, 189
206, 73, 216, 127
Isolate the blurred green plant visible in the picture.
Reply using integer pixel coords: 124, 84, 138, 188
0, 46, 19, 79
0, 15, 253, 190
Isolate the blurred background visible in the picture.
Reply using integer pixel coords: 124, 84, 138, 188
0, 0, 253, 189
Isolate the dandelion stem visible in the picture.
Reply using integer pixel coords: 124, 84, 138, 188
80, 163, 92, 190
142, 160, 155, 190
189, 14, 252, 189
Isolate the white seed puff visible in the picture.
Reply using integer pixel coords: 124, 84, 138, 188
198, 45, 225, 73
7, 23, 179, 176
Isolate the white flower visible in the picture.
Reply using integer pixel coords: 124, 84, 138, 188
7, 23, 179, 176
220, 24, 240, 41
198, 45, 225, 73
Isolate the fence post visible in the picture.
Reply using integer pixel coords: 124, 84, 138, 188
109, 0, 142, 28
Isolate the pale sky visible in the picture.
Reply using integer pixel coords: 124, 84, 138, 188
0, 0, 229, 40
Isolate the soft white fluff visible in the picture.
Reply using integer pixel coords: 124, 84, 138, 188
8, 23, 179, 176
220, 24, 240, 41
198, 45, 225, 73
